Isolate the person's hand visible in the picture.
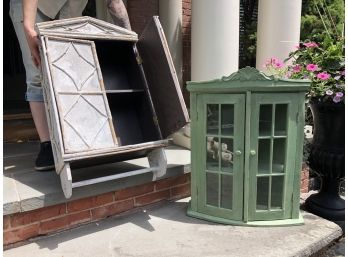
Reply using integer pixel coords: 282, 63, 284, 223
24, 26, 41, 68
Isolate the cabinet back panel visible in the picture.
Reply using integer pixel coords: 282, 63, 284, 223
95, 40, 143, 91
107, 93, 159, 146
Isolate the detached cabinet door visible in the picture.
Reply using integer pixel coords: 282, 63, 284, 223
137, 16, 189, 138
248, 93, 299, 221
196, 94, 245, 220
44, 37, 117, 154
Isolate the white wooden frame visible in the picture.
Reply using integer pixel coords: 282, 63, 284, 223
38, 17, 170, 199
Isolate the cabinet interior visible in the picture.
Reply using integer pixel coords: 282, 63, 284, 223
94, 40, 160, 146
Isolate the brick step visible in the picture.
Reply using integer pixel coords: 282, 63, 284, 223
3, 173, 191, 247
3, 113, 38, 142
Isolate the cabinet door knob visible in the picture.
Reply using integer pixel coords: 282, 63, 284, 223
250, 150, 256, 156
235, 150, 242, 156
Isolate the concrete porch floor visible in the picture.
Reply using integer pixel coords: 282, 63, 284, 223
4, 197, 344, 257
3, 142, 344, 256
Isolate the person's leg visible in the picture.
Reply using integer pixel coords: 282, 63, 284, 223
29, 102, 50, 142
10, 0, 54, 170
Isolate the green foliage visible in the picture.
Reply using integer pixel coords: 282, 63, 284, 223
239, 21, 257, 67
301, 0, 344, 42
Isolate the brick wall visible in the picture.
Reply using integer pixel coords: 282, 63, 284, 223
3, 173, 190, 246
3, 167, 309, 246
127, 0, 159, 34
301, 163, 310, 193
182, 0, 191, 106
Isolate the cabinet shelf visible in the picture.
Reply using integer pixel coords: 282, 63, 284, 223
258, 135, 287, 139
106, 89, 144, 94
258, 164, 285, 174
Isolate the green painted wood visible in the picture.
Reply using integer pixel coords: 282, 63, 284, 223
196, 94, 245, 221
189, 93, 199, 212
187, 204, 304, 227
187, 67, 309, 226
291, 92, 307, 219
187, 67, 309, 93
243, 91, 252, 223
248, 93, 300, 221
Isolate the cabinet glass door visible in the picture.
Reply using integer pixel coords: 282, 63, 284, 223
248, 93, 299, 221
197, 94, 245, 220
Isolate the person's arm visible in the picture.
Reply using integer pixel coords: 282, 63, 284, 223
23, 0, 41, 67
106, 0, 131, 30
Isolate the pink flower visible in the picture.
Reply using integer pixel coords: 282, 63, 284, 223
336, 92, 344, 97
264, 57, 275, 67
270, 57, 280, 64
303, 42, 319, 48
317, 72, 331, 80
293, 64, 302, 73
306, 64, 318, 72
267, 57, 284, 69
273, 61, 284, 69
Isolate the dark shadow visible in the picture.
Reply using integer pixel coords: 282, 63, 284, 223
30, 199, 212, 250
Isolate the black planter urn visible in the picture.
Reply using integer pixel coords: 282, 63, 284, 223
305, 98, 345, 221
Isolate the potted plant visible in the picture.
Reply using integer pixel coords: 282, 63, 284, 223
265, 35, 345, 221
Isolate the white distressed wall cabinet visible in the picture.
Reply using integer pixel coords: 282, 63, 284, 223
37, 16, 189, 198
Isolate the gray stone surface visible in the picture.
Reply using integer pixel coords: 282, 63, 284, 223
3, 176, 21, 214
4, 198, 343, 257
3, 143, 190, 215
314, 238, 345, 257
3, 142, 39, 158
4, 155, 38, 175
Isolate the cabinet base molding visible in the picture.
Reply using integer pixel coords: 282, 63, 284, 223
187, 204, 304, 227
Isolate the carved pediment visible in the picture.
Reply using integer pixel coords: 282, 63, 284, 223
36, 16, 138, 41
221, 66, 272, 81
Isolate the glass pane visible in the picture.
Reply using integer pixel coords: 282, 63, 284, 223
206, 172, 219, 207
206, 137, 219, 171
207, 104, 219, 135
257, 177, 269, 210
271, 176, 284, 209
221, 104, 234, 136
258, 139, 271, 174
274, 104, 288, 136
221, 174, 233, 209
259, 104, 273, 136
273, 138, 286, 173
221, 138, 233, 173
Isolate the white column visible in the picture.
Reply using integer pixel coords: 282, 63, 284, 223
191, 0, 240, 81
256, 0, 302, 71
159, 0, 183, 86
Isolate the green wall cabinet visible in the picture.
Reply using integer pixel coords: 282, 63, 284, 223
187, 67, 310, 226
